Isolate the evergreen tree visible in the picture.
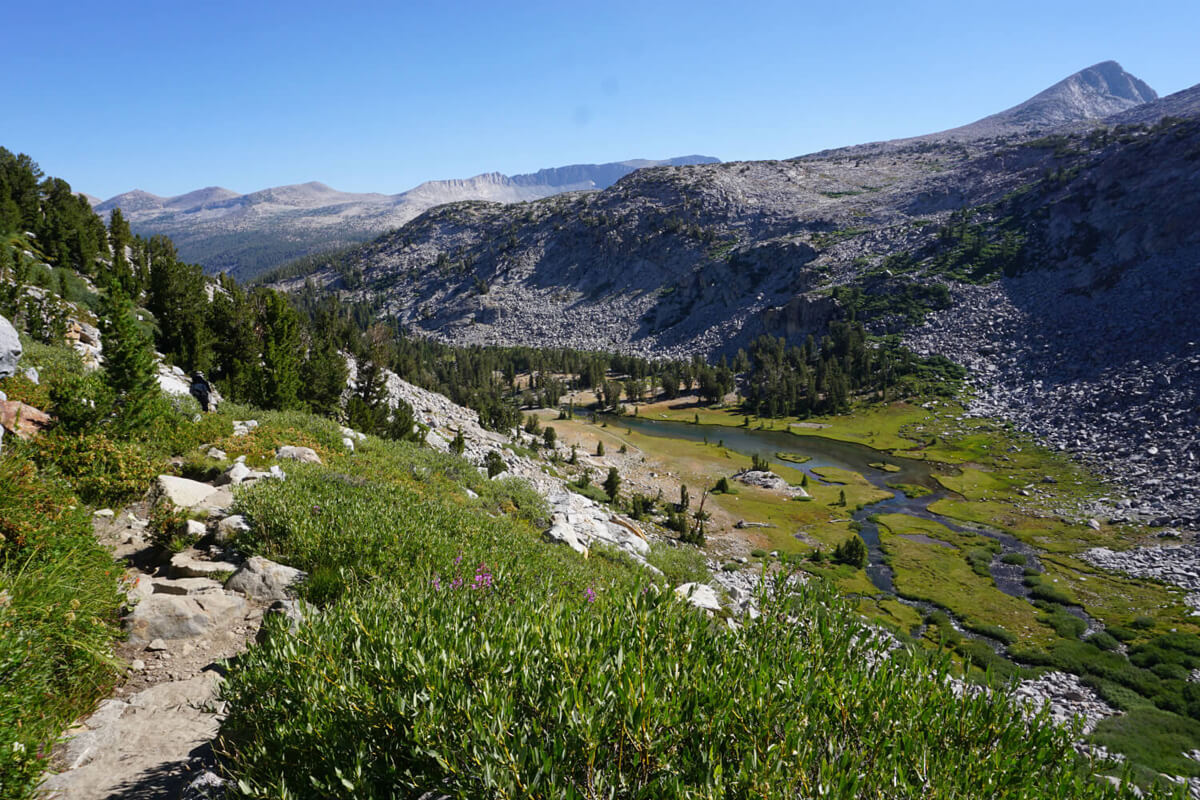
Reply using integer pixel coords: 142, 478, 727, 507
484, 450, 505, 479
147, 242, 211, 372
450, 429, 466, 456
301, 331, 348, 415
254, 289, 303, 410
209, 276, 259, 402
100, 287, 160, 430
542, 426, 556, 449
603, 467, 621, 502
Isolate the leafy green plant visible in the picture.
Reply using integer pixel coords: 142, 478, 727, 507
32, 430, 158, 506
0, 448, 122, 799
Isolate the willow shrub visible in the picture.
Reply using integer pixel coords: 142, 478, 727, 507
219, 577, 1141, 799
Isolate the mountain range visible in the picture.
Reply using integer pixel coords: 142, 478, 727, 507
269, 60, 1200, 529
92, 156, 719, 279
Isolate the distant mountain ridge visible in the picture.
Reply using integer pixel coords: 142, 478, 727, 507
93, 155, 719, 279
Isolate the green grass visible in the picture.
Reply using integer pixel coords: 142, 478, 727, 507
0, 447, 123, 799
1091, 709, 1200, 781
876, 519, 1047, 645
645, 541, 710, 586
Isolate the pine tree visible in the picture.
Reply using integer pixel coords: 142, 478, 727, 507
301, 332, 348, 415
100, 287, 160, 430
603, 467, 621, 502
254, 289, 303, 410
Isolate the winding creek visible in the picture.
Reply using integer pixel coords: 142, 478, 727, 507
615, 415, 1100, 641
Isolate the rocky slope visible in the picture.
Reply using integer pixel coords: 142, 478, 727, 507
275, 65, 1200, 527
93, 156, 717, 280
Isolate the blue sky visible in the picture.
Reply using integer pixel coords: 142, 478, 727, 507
5, 0, 1198, 199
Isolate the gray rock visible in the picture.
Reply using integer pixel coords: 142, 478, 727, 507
22, 366, 38, 384
225, 556, 306, 602
276, 445, 322, 464
256, 599, 308, 643
206, 447, 227, 460
0, 315, 20, 379
151, 577, 224, 596
213, 514, 250, 544
673, 582, 723, 613
155, 475, 219, 509
124, 593, 246, 643
169, 551, 239, 580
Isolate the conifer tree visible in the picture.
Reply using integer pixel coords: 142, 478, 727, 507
254, 288, 303, 410
604, 467, 621, 502
100, 287, 160, 430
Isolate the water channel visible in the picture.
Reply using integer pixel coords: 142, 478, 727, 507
612, 414, 1097, 640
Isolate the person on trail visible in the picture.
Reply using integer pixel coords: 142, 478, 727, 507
189, 371, 214, 412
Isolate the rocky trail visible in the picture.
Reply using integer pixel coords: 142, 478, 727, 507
38, 468, 305, 800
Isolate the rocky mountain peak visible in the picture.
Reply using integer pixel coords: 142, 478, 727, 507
1007, 60, 1158, 124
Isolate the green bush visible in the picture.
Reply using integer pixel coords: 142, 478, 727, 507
1000, 552, 1027, 566
1087, 631, 1120, 652
965, 547, 993, 578
645, 542, 709, 586
33, 430, 159, 506
219, 577, 1126, 799
1040, 607, 1088, 639
962, 621, 1018, 646
1029, 582, 1075, 606
0, 449, 122, 799
1107, 626, 1138, 643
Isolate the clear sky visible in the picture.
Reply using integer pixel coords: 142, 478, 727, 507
4, 0, 1198, 199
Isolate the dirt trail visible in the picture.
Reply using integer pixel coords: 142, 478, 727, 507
39, 491, 267, 799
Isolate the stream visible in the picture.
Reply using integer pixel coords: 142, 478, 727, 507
613, 414, 1100, 640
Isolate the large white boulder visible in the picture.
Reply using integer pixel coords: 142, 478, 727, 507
155, 475, 218, 509
0, 314, 20, 379
673, 583, 723, 613
276, 445, 321, 464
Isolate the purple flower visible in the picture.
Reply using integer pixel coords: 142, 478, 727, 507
585, 586, 596, 603
431, 574, 441, 590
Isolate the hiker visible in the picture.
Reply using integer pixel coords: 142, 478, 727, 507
189, 371, 214, 412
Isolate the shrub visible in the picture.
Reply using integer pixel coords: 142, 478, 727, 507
147, 501, 197, 553
1131, 616, 1156, 630
0, 449, 122, 798
219, 577, 1126, 799
1107, 626, 1138, 643
1029, 582, 1075, 606
33, 430, 158, 506
484, 450, 505, 478
965, 548, 993, 578
645, 542, 709, 586
1087, 631, 1121, 652
750, 548, 768, 558
963, 621, 1017, 646
713, 476, 731, 494
1000, 552, 1027, 566
1040, 607, 1087, 639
